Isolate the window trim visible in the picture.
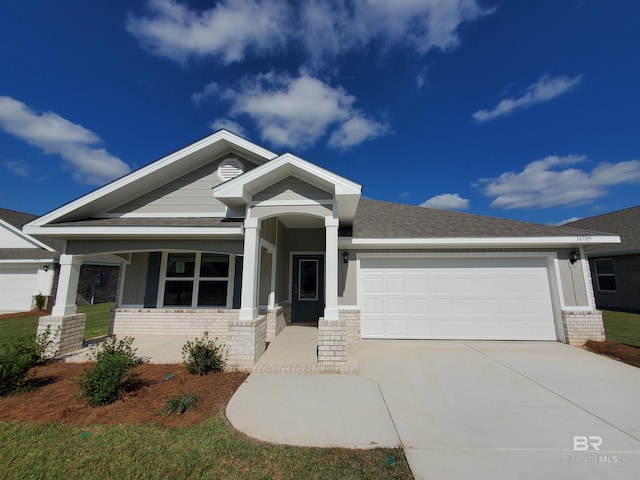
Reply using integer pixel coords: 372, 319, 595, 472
157, 252, 235, 308
594, 258, 617, 292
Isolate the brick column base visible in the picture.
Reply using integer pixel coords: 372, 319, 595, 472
37, 313, 86, 357
226, 316, 267, 370
561, 310, 606, 346
318, 318, 347, 366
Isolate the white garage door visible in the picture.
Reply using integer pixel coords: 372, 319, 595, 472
360, 256, 557, 340
0, 267, 38, 312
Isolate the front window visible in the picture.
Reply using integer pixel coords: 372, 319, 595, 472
594, 259, 617, 292
162, 252, 231, 307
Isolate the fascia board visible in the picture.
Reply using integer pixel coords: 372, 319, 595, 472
0, 219, 55, 251
25, 226, 244, 237
26, 130, 277, 228
0, 258, 57, 264
339, 235, 621, 248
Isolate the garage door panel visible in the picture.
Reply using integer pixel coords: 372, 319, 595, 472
0, 268, 38, 312
360, 257, 557, 341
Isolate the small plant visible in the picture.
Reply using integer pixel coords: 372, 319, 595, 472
34, 293, 46, 311
182, 332, 225, 375
78, 336, 138, 406
0, 327, 53, 396
163, 392, 198, 416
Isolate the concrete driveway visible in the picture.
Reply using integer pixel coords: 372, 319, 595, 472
354, 341, 640, 479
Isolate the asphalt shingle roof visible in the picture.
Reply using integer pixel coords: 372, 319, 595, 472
351, 199, 610, 239
564, 205, 640, 255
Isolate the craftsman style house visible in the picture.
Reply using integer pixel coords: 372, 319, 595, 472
25, 131, 618, 369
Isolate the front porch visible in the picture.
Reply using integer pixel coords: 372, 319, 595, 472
60, 325, 358, 373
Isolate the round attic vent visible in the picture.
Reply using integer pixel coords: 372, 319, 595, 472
217, 157, 244, 181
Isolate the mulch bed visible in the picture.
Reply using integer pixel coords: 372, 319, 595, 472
0, 362, 248, 427
584, 340, 640, 368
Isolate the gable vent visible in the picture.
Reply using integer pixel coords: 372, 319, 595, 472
217, 157, 245, 181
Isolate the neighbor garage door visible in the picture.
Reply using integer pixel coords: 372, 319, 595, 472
360, 256, 557, 340
0, 266, 38, 312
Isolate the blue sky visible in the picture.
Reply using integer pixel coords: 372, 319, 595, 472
0, 0, 638, 225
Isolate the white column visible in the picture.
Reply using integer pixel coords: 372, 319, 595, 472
268, 249, 277, 309
51, 254, 83, 317
239, 218, 261, 320
324, 217, 339, 320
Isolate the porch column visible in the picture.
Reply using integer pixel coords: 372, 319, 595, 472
239, 217, 261, 320
51, 254, 83, 316
268, 249, 277, 309
324, 217, 339, 320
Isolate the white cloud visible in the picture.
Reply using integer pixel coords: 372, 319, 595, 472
126, 0, 290, 64
0, 96, 130, 185
220, 72, 389, 150
128, 0, 491, 67
473, 74, 582, 122
209, 118, 248, 137
551, 217, 583, 226
420, 193, 470, 210
3, 160, 30, 178
191, 82, 220, 105
478, 154, 640, 209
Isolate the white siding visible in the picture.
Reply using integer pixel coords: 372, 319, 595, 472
0, 223, 38, 248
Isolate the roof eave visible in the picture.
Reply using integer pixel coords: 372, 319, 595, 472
339, 235, 621, 248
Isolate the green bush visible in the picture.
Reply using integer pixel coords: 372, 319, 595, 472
34, 293, 46, 311
182, 332, 225, 375
163, 392, 198, 416
0, 327, 53, 396
78, 336, 138, 406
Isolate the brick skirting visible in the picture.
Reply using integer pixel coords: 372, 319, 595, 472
561, 310, 606, 345
37, 313, 86, 356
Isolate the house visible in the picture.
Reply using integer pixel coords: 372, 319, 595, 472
24, 130, 619, 368
564, 206, 640, 313
0, 208, 121, 313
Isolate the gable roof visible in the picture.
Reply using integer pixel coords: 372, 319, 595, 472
564, 205, 640, 255
345, 199, 619, 247
0, 208, 60, 259
213, 152, 362, 223
25, 130, 277, 230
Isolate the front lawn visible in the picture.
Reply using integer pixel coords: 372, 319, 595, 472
0, 415, 410, 480
601, 310, 640, 348
0, 302, 113, 353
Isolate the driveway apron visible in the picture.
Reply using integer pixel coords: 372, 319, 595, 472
354, 340, 640, 480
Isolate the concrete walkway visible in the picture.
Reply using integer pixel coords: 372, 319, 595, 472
228, 340, 640, 480
226, 373, 399, 448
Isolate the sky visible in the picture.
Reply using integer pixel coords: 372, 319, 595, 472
0, 0, 638, 226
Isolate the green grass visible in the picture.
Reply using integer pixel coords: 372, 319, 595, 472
0, 414, 411, 479
0, 303, 113, 353
602, 310, 640, 348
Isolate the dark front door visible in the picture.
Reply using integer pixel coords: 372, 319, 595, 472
292, 255, 324, 323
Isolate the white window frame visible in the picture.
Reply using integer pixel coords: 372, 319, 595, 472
594, 258, 617, 292
157, 252, 235, 308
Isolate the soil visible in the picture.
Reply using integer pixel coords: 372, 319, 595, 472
584, 340, 640, 368
0, 309, 51, 319
0, 362, 248, 427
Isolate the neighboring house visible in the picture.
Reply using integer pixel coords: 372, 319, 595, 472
564, 206, 640, 313
24, 130, 619, 366
0, 208, 121, 313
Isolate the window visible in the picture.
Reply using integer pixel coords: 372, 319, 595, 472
594, 259, 617, 292
162, 252, 231, 307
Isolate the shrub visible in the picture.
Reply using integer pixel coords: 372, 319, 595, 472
182, 332, 225, 375
0, 327, 53, 396
34, 292, 46, 311
78, 336, 138, 406
163, 392, 198, 416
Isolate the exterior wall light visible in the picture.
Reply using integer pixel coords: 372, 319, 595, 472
43, 265, 49, 272
342, 250, 350, 264
569, 249, 580, 264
